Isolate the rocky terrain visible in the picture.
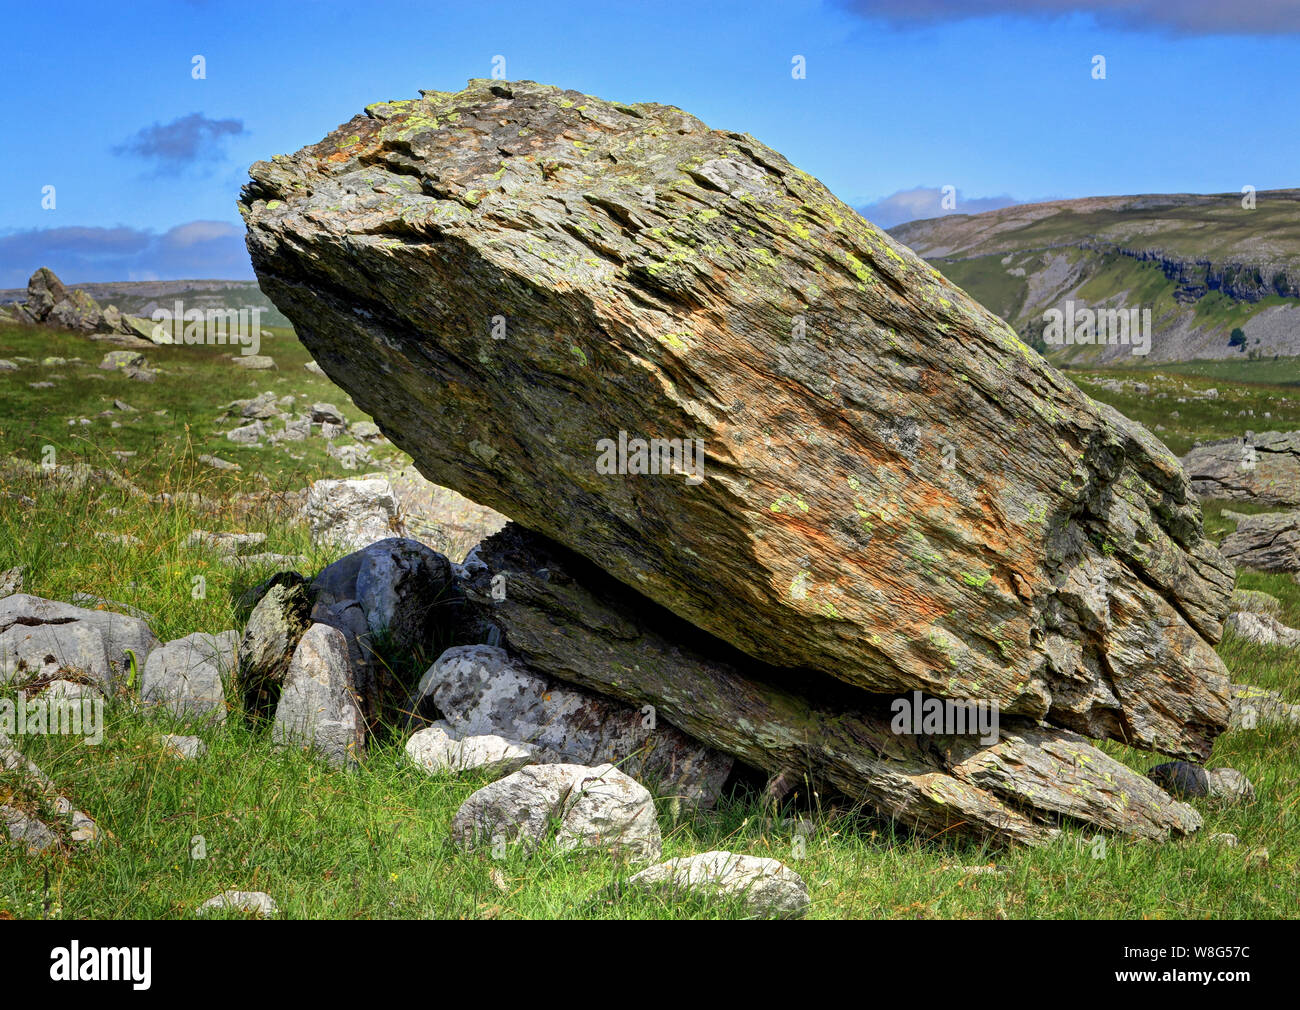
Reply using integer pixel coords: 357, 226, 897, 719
889, 191, 1300, 365
2, 82, 1296, 920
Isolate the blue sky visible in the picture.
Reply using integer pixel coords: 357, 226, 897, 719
2, 0, 1298, 286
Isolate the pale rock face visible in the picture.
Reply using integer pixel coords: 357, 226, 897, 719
271, 623, 366, 768
405, 725, 532, 778
0, 594, 159, 689
142, 630, 238, 724
628, 851, 811, 918
450, 762, 662, 864
1223, 610, 1300, 648
197, 890, 279, 918
303, 477, 401, 550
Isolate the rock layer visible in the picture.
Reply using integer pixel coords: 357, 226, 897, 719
241, 79, 1231, 761
458, 523, 1204, 845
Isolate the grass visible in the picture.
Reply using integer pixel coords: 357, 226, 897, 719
1, 322, 1297, 919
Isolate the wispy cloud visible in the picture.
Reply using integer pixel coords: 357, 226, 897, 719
857, 187, 1022, 229
834, 0, 1300, 36
112, 113, 247, 174
0, 222, 252, 288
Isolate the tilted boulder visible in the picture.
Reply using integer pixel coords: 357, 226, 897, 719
1182, 433, 1300, 506
241, 81, 1231, 763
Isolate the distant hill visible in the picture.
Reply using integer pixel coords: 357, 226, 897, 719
0, 278, 292, 329
888, 189, 1300, 365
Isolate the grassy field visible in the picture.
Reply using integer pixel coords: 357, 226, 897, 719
1, 320, 1297, 919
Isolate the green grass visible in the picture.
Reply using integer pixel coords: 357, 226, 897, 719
0, 322, 398, 495
1, 322, 1297, 919
1, 471, 1296, 919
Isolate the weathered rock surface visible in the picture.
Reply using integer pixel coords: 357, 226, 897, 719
0, 594, 159, 689
271, 623, 365, 767
160, 734, 208, 760
309, 537, 459, 717
1229, 682, 1300, 729
1222, 610, 1300, 648
142, 630, 238, 723
451, 762, 661, 863
405, 725, 532, 778
238, 574, 312, 719
0, 731, 99, 843
197, 890, 279, 918
304, 476, 402, 549
1229, 588, 1283, 618
1182, 432, 1300, 506
242, 79, 1231, 762
411, 644, 733, 806
627, 851, 810, 917
1219, 511, 1300, 573
459, 524, 1203, 844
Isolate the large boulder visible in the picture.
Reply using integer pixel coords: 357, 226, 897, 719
1182, 432, 1300, 506
238, 574, 312, 719
303, 477, 402, 549
241, 79, 1232, 764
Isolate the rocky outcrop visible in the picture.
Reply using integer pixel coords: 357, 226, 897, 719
1182, 433, 1300, 506
10, 268, 158, 343
241, 80, 1232, 769
0, 593, 159, 690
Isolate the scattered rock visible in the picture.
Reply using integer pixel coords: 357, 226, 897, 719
99, 350, 146, 372
186, 529, 268, 557
1182, 432, 1300, 506
92, 532, 143, 549
1147, 762, 1256, 804
141, 631, 238, 724
412, 644, 732, 807
160, 734, 207, 760
451, 762, 661, 863
0, 566, 24, 598
1228, 682, 1300, 729
1223, 610, 1300, 647
405, 725, 532, 778
231, 354, 276, 369
196, 890, 278, 918
304, 361, 327, 377
1228, 588, 1283, 618
1219, 511, 1300, 573
303, 476, 402, 549
198, 454, 241, 471
350, 421, 382, 441
2, 804, 59, 853
310, 403, 345, 425
226, 420, 265, 445
0, 731, 99, 843
627, 851, 810, 918
1210, 832, 1239, 848
271, 623, 366, 768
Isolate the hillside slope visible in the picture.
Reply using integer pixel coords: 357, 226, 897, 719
889, 190, 1300, 365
